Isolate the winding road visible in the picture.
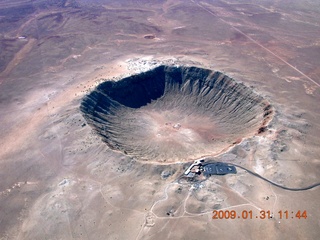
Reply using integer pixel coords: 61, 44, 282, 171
178, 161, 320, 191
230, 162, 320, 191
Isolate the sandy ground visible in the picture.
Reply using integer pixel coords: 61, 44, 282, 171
0, 0, 320, 239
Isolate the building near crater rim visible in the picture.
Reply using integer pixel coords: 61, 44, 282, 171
202, 162, 237, 177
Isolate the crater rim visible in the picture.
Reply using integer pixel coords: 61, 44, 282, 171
80, 64, 274, 164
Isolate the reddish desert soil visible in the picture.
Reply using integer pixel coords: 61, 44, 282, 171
0, 0, 320, 239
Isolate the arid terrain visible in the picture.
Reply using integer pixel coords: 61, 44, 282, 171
0, 0, 320, 239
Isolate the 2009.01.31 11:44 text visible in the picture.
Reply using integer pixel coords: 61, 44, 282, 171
212, 210, 307, 220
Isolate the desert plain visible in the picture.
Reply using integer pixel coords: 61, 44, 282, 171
0, 0, 320, 239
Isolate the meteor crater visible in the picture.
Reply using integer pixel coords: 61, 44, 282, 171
81, 65, 273, 163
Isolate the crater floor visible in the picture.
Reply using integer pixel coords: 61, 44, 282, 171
81, 65, 273, 163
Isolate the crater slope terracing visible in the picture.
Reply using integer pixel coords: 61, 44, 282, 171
81, 65, 273, 163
